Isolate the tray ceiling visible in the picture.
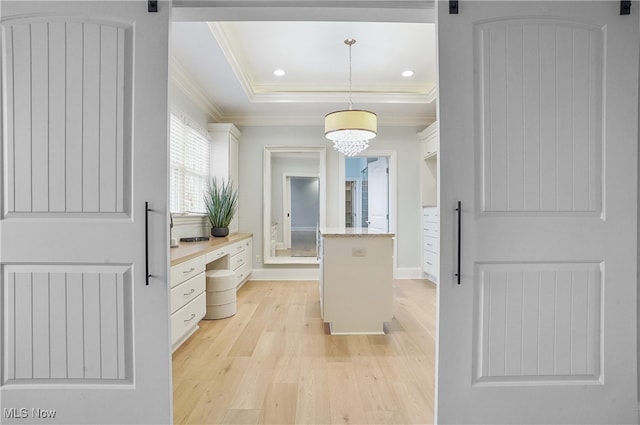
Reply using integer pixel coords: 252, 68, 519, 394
171, 21, 437, 127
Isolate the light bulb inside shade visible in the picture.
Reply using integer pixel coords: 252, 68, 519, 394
273, 69, 286, 76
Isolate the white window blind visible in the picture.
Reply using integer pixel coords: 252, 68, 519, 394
170, 113, 210, 213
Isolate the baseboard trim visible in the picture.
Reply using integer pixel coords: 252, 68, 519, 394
292, 227, 317, 232
394, 267, 424, 280
250, 267, 320, 280
250, 267, 425, 281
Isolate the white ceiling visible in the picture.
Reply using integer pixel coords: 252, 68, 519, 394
171, 21, 437, 127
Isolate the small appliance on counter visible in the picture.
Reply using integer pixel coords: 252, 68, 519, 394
180, 237, 210, 242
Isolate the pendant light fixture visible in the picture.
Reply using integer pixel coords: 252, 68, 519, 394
324, 38, 377, 157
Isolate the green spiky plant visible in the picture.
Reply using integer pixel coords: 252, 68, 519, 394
204, 178, 238, 234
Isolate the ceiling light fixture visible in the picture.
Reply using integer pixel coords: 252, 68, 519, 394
273, 69, 286, 77
402, 70, 414, 77
324, 38, 377, 157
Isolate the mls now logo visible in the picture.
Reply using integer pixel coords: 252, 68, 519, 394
3, 408, 28, 419
4, 407, 57, 419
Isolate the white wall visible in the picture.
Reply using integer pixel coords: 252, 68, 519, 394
237, 125, 424, 271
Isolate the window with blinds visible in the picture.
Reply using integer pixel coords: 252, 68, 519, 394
170, 114, 210, 213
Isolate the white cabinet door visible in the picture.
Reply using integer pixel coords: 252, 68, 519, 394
0, 2, 171, 423
437, 1, 638, 423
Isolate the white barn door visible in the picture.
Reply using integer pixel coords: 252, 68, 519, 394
0, 2, 172, 423
437, 1, 638, 423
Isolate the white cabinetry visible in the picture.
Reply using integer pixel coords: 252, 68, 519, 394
208, 123, 241, 234
418, 122, 439, 284
418, 122, 438, 205
422, 206, 439, 282
230, 237, 252, 289
170, 234, 253, 351
170, 256, 206, 352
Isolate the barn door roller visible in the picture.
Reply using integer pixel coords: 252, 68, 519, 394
621, 0, 631, 14
148, 0, 158, 12
449, 0, 459, 14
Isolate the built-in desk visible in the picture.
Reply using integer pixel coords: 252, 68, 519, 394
169, 233, 252, 351
318, 228, 394, 335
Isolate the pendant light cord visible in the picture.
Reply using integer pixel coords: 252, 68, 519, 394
345, 38, 356, 110
348, 41, 353, 110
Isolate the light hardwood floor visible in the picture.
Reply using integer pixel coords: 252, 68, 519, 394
172, 279, 436, 424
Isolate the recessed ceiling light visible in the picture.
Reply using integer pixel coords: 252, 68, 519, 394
402, 70, 414, 77
273, 69, 286, 77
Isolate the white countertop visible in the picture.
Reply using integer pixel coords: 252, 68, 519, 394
319, 227, 395, 237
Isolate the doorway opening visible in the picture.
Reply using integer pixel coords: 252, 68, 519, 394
282, 174, 319, 257
344, 156, 390, 232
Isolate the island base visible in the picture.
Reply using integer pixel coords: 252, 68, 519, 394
328, 321, 386, 335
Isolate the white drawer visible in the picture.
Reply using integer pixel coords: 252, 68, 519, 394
171, 256, 205, 288
205, 247, 230, 264
423, 207, 438, 223
170, 272, 205, 314
234, 263, 251, 287
230, 241, 247, 257
171, 292, 206, 347
423, 250, 439, 276
231, 253, 246, 271
423, 222, 438, 238
424, 236, 438, 254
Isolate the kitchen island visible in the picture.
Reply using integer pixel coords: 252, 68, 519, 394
318, 227, 395, 334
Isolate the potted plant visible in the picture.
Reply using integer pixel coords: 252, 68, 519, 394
204, 178, 238, 237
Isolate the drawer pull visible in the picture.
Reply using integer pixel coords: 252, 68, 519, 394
183, 267, 195, 275
183, 313, 196, 323
184, 288, 195, 297
426, 261, 432, 266
217, 251, 224, 257
238, 273, 244, 280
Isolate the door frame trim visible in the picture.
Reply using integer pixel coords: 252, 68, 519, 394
338, 149, 397, 274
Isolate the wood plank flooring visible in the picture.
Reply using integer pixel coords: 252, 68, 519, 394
172, 279, 436, 424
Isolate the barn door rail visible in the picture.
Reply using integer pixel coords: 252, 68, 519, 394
450, 0, 630, 15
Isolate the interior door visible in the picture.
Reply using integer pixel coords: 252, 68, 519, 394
367, 158, 389, 232
437, 1, 638, 423
0, 2, 172, 423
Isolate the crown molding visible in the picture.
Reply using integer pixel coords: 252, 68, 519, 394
417, 119, 438, 141
171, 57, 224, 122
208, 123, 242, 139
224, 112, 435, 127
207, 22, 257, 101
250, 90, 435, 104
